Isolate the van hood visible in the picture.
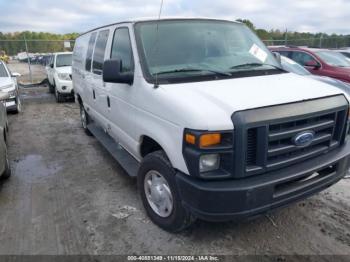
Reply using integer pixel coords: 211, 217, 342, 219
55, 66, 71, 74
160, 72, 348, 130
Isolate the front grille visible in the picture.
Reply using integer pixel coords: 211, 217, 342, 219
245, 109, 347, 175
246, 128, 258, 166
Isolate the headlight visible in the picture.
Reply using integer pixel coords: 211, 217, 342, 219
58, 73, 71, 81
0, 84, 15, 95
183, 129, 233, 178
199, 154, 220, 172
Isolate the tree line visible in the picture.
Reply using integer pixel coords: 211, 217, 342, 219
0, 31, 79, 55
0, 20, 349, 56
237, 19, 350, 48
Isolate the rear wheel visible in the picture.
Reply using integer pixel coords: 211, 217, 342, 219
138, 150, 195, 232
80, 103, 92, 136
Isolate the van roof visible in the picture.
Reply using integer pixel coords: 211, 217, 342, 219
78, 17, 242, 37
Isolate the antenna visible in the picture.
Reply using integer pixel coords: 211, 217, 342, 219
154, 0, 164, 88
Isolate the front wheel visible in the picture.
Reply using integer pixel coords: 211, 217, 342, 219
55, 89, 63, 103
80, 103, 92, 136
14, 97, 21, 114
138, 150, 195, 232
48, 81, 55, 93
1, 147, 11, 180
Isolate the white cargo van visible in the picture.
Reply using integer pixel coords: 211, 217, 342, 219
72, 18, 350, 232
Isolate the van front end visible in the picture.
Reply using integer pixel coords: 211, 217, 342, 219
179, 95, 350, 221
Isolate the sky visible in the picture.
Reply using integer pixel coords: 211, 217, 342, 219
0, 0, 349, 34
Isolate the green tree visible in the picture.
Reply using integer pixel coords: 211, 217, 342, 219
236, 19, 255, 31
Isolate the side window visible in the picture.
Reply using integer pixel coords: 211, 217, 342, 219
290, 52, 317, 66
49, 55, 54, 66
48, 56, 52, 66
278, 51, 291, 58
85, 32, 97, 72
111, 28, 134, 72
92, 30, 110, 75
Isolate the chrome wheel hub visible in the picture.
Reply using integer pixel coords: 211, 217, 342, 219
144, 170, 173, 218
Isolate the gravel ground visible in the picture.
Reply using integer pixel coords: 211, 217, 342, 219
7, 60, 47, 84
0, 85, 349, 259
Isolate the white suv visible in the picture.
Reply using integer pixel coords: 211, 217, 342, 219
73, 18, 350, 232
0, 60, 21, 113
46, 52, 74, 102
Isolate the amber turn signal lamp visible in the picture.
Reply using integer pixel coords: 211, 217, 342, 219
185, 134, 196, 145
200, 133, 221, 148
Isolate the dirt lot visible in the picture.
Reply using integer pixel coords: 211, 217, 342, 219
7, 61, 47, 84
0, 85, 349, 259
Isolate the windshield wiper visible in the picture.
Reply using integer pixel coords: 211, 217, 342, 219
154, 68, 231, 76
230, 63, 282, 70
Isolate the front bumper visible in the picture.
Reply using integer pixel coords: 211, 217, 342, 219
176, 141, 350, 222
3, 97, 17, 111
56, 79, 73, 94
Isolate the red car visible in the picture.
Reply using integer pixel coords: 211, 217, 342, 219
270, 46, 350, 83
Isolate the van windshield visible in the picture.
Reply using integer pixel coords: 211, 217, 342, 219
134, 20, 282, 83
56, 54, 72, 67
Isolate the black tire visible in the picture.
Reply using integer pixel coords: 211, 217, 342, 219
1, 149, 11, 180
80, 103, 92, 136
138, 150, 195, 232
13, 97, 21, 114
55, 89, 63, 103
48, 81, 55, 93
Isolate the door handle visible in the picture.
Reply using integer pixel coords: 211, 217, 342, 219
107, 96, 110, 108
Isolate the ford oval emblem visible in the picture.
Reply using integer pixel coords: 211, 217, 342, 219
292, 131, 315, 147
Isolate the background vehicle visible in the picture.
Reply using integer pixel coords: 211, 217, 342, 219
336, 50, 350, 60
0, 91, 11, 181
73, 18, 350, 232
46, 52, 74, 102
278, 55, 350, 94
0, 51, 9, 64
41, 54, 52, 66
0, 60, 21, 113
270, 46, 350, 83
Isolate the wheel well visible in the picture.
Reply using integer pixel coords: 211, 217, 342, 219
140, 136, 163, 157
77, 94, 83, 105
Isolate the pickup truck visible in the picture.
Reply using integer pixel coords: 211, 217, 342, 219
72, 18, 350, 232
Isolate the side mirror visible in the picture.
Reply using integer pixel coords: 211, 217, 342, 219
103, 59, 133, 85
11, 72, 21, 77
304, 60, 320, 69
273, 52, 282, 64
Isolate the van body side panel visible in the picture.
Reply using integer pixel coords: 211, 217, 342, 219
103, 24, 140, 159
72, 34, 89, 100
